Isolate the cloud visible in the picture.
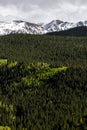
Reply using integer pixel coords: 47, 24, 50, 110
0, 0, 87, 23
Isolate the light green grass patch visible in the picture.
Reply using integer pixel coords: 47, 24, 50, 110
0, 59, 7, 66
0, 126, 11, 130
8, 61, 18, 68
38, 66, 67, 80
22, 76, 41, 87
22, 66, 67, 87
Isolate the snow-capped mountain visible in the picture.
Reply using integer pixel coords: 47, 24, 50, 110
0, 20, 87, 35
0, 20, 47, 35
42, 20, 87, 32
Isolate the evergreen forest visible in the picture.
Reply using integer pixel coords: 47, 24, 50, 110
0, 34, 87, 130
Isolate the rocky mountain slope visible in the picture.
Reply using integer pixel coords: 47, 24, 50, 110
0, 20, 47, 35
0, 20, 87, 35
43, 20, 87, 32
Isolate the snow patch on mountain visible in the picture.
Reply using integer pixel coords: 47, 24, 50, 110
0, 21, 47, 35
0, 20, 87, 35
42, 20, 87, 32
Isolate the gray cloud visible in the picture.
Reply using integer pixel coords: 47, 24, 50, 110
0, 0, 87, 23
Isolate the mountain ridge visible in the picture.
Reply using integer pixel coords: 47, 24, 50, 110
0, 20, 87, 35
0, 20, 47, 35
42, 20, 87, 32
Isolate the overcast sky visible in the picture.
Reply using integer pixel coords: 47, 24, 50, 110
0, 0, 87, 23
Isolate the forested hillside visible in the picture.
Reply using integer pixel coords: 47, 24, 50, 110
0, 34, 87, 67
0, 34, 87, 130
46, 26, 87, 36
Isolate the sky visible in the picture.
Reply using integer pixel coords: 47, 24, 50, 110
0, 0, 87, 23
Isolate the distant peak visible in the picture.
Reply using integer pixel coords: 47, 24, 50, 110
13, 20, 25, 23
50, 20, 63, 24
0, 20, 47, 35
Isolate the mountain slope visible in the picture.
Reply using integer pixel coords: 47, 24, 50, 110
43, 20, 87, 32
0, 34, 87, 68
46, 26, 87, 36
0, 20, 47, 35
0, 20, 87, 35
